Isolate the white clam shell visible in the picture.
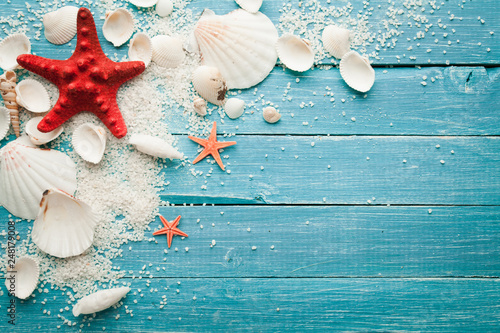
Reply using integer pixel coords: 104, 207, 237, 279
129, 134, 183, 159
193, 97, 207, 116
73, 287, 131, 317
72, 123, 107, 164
103, 9, 135, 47
192, 66, 227, 106
0, 137, 77, 220
322, 25, 351, 59
25, 116, 63, 145
156, 0, 174, 17
0, 33, 31, 71
339, 50, 375, 93
15, 79, 51, 113
128, 33, 152, 67
128, 0, 158, 8
33, 189, 97, 258
224, 98, 245, 119
193, 9, 278, 89
0, 107, 10, 141
263, 106, 281, 124
235, 0, 263, 13
5, 257, 39, 299
43, 6, 79, 45
151, 35, 185, 68
276, 34, 314, 72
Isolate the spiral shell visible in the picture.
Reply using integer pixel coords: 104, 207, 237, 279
193, 97, 207, 116
263, 106, 281, 123
0, 71, 19, 137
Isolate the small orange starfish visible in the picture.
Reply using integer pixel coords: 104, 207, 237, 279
153, 215, 188, 248
188, 121, 236, 171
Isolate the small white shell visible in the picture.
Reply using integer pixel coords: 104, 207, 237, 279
128, 0, 158, 8
151, 35, 185, 68
339, 50, 375, 93
235, 0, 263, 13
322, 25, 351, 59
25, 116, 63, 145
15, 79, 51, 113
5, 257, 39, 299
276, 34, 314, 72
72, 123, 107, 164
0, 107, 10, 140
103, 9, 135, 47
193, 97, 207, 116
128, 33, 152, 67
192, 66, 227, 106
43, 6, 79, 45
156, 0, 174, 17
130, 134, 183, 159
0, 33, 31, 71
224, 98, 245, 119
73, 287, 131, 317
263, 106, 281, 124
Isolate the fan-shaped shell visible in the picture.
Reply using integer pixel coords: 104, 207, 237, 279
151, 35, 185, 68
193, 9, 278, 89
339, 50, 375, 93
322, 25, 351, 59
128, 33, 152, 67
192, 66, 227, 106
103, 9, 135, 47
0, 107, 10, 140
263, 106, 281, 123
235, 0, 263, 13
72, 123, 107, 164
193, 97, 207, 116
128, 0, 158, 8
26, 116, 63, 145
15, 79, 51, 113
0, 33, 31, 71
5, 257, 39, 299
129, 134, 183, 159
73, 287, 131, 317
276, 34, 314, 72
0, 137, 77, 220
43, 6, 79, 45
156, 0, 174, 17
225, 98, 245, 119
33, 189, 97, 258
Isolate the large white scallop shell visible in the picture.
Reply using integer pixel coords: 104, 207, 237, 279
151, 35, 185, 68
193, 97, 207, 116
128, 0, 158, 8
128, 33, 152, 67
155, 0, 174, 17
15, 79, 51, 113
73, 287, 131, 317
192, 66, 227, 106
0, 137, 77, 220
193, 9, 278, 89
5, 257, 39, 299
276, 34, 314, 72
339, 50, 375, 93
322, 25, 351, 59
235, 0, 263, 13
263, 106, 281, 123
32, 189, 97, 258
103, 9, 135, 47
25, 116, 64, 145
72, 123, 107, 164
0, 107, 10, 141
224, 98, 245, 119
0, 33, 31, 71
43, 6, 79, 45
129, 134, 183, 159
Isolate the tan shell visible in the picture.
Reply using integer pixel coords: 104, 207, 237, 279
0, 33, 31, 71
103, 9, 135, 47
193, 97, 207, 116
263, 106, 281, 123
0, 71, 19, 137
276, 34, 314, 72
43, 6, 79, 45
192, 66, 227, 106
322, 25, 351, 59
151, 35, 185, 68
339, 50, 375, 93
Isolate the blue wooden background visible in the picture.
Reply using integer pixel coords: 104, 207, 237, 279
1, 0, 499, 331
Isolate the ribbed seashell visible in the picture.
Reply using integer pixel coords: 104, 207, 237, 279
193, 9, 278, 89
339, 50, 375, 93
151, 35, 185, 68
276, 34, 314, 72
0, 137, 77, 220
235, 0, 262, 13
103, 9, 135, 47
0, 33, 31, 71
43, 6, 79, 45
0, 107, 9, 140
0, 71, 19, 137
322, 25, 351, 59
156, 0, 174, 17
128, 0, 158, 8
128, 33, 152, 67
33, 189, 97, 258
193, 96, 207, 116
73, 287, 131, 317
224, 98, 245, 119
129, 134, 183, 159
192, 66, 227, 106
15, 79, 51, 113
5, 257, 39, 299
72, 123, 107, 164
263, 106, 281, 123
25, 116, 63, 145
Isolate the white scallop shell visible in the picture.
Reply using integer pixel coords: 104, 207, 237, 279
322, 25, 351, 59
0, 33, 31, 71
15, 79, 51, 113
73, 287, 131, 317
5, 257, 39, 299
339, 50, 375, 93
193, 9, 278, 89
0, 137, 77, 220
192, 66, 227, 106
193, 97, 207, 116
263, 106, 281, 123
128, 33, 152, 67
72, 123, 107, 164
128, 0, 158, 8
276, 34, 314, 72
0, 107, 10, 141
224, 98, 245, 119
129, 134, 183, 159
235, 0, 263, 13
151, 35, 185, 68
43, 6, 79, 45
25, 116, 63, 145
33, 188, 97, 258
103, 9, 135, 47
156, 0, 174, 17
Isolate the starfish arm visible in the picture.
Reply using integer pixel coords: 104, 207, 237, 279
153, 229, 168, 236
173, 229, 188, 238
159, 216, 170, 228
210, 121, 218, 137
73, 8, 106, 58
167, 232, 174, 248
211, 149, 226, 171
93, 99, 128, 139
188, 136, 208, 146
16, 55, 66, 84
216, 141, 237, 149
171, 216, 182, 228
111, 61, 145, 85
192, 150, 211, 165
37, 101, 79, 133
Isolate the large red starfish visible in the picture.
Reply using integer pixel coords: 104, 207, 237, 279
188, 121, 236, 171
153, 215, 188, 248
16, 8, 145, 139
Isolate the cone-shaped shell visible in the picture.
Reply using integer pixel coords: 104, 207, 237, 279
193, 97, 207, 116
151, 35, 185, 68
322, 25, 351, 59
339, 50, 375, 93
128, 0, 158, 8
0, 107, 10, 140
103, 9, 135, 47
276, 35, 314, 72
192, 66, 227, 106
128, 33, 152, 67
224, 98, 245, 119
15, 79, 51, 113
0, 33, 31, 71
235, 0, 263, 13
43, 6, 79, 45
32, 189, 97, 258
73, 287, 131, 317
72, 123, 107, 164
156, 0, 174, 17
5, 257, 39, 299
263, 106, 281, 123
26, 116, 63, 145
129, 134, 183, 159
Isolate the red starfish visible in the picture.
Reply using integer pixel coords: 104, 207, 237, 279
188, 121, 236, 171
16, 8, 145, 139
153, 215, 188, 248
